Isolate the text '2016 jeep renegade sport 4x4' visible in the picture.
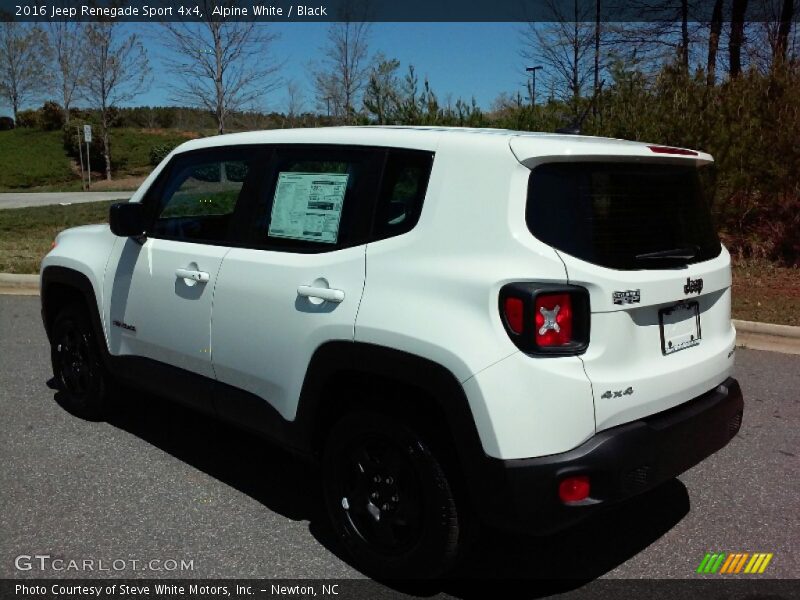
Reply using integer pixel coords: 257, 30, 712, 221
41, 127, 743, 578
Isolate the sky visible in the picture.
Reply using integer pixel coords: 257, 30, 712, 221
133, 22, 526, 113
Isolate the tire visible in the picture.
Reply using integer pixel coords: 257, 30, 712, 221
322, 410, 467, 578
50, 303, 109, 420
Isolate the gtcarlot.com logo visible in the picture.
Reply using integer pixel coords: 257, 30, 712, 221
697, 552, 774, 574
15, 554, 194, 573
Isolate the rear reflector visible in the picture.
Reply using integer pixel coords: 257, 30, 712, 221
647, 145, 698, 156
559, 475, 591, 503
503, 297, 524, 334
534, 293, 573, 346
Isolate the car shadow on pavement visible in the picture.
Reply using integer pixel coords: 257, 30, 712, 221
88, 384, 690, 598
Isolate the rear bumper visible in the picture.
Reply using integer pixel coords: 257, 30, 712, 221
477, 377, 743, 534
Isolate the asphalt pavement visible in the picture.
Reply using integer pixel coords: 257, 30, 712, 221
0, 192, 133, 210
0, 294, 797, 594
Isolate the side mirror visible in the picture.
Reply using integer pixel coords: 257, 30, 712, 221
109, 202, 146, 238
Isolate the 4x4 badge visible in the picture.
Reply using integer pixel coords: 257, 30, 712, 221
601, 387, 634, 399
684, 277, 704, 295
612, 290, 641, 305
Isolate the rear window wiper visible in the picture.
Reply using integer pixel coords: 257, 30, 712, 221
635, 246, 698, 261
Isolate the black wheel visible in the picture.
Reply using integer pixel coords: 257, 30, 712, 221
50, 303, 109, 420
322, 411, 467, 578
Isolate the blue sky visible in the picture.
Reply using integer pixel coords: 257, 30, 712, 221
136, 22, 524, 113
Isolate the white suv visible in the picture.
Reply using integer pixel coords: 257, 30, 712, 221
40, 127, 743, 577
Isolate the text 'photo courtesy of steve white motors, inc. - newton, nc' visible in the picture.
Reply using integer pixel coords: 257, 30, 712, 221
13, 582, 343, 597
14, 3, 330, 19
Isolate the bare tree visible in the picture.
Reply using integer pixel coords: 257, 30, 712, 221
706, 0, 724, 85
163, 3, 281, 135
0, 23, 49, 122
521, 0, 597, 117
604, 1, 704, 73
47, 19, 85, 125
729, 0, 750, 77
312, 3, 372, 124
286, 80, 305, 126
83, 22, 149, 180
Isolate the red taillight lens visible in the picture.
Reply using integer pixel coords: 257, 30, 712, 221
647, 145, 698, 156
503, 297, 524, 334
534, 293, 573, 346
559, 475, 590, 503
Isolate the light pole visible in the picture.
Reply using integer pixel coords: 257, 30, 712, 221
526, 65, 543, 108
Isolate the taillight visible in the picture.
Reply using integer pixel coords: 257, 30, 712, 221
534, 292, 572, 346
499, 283, 590, 355
503, 297, 524, 334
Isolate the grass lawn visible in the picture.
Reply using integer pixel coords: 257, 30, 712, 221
0, 127, 193, 191
1, 200, 797, 327
0, 129, 75, 188
0, 201, 112, 273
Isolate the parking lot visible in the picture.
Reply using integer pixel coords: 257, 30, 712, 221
1, 294, 798, 593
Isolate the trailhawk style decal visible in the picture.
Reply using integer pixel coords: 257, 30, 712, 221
612, 289, 641, 305
684, 277, 704, 295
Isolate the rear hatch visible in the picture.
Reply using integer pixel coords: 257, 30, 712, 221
512, 137, 736, 432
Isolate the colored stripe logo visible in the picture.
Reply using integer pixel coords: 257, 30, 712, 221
697, 552, 773, 574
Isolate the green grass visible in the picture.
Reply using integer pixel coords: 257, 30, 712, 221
0, 201, 112, 273
110, 128, 191, 175
0, 129, 75, 189
0, 127, 193, 191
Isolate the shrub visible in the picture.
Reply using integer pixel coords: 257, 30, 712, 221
40, 101, 65, 131
15, 109, 39, 128
149, 142, 178, 166
0, 116, 14, 130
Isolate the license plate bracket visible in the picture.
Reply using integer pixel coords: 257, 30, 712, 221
659, 301, 701, 355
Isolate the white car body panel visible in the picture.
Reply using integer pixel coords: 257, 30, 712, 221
102, 237, 229, 378
40, 126, 736, 462
211, 245, 366, 420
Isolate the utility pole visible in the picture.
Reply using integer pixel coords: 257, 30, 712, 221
76, 125, 86, 191
526, 65, 543, 107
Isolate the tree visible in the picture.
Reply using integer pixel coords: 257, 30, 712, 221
0, 23, 49, 122
82, 22, 149, 180
312, 4, 372, 124
773, 0, 795, 65
364, 56, 400, 124
521, 0, 597, 118
729, 0, 750, 78
47, 20, 85, 125
163, 3, 282, 134
706, 0, 724, 86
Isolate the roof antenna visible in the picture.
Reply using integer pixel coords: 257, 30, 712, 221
555, 79, 605, 135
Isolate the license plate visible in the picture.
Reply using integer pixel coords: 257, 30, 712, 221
659, 302, 701, 355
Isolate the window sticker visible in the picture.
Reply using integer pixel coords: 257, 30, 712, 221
268, 172, 349, 244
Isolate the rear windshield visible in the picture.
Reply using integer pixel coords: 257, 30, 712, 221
526, 162, 721, 270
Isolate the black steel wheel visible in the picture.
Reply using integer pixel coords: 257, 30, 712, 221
50, 304, 108, 420
323, 411, 466, 578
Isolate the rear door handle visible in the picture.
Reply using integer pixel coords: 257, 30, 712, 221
175, 268, 210, 283
297, 285, 345, 303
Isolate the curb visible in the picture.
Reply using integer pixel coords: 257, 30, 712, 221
0, 273, 38, 295
1, 273, 799, 354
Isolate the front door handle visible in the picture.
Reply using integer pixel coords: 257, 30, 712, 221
297, 285, 345, 303
175, 268, 210, 283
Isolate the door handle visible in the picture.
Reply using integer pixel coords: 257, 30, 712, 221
297, 285, 345, 303
175, 268, 210, 283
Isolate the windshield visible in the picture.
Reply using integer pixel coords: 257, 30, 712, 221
526, 161, 721, 270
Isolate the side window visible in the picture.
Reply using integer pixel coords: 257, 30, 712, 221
250, 147, 382, 252
149, 152, 255, 243
372, 150, 434, 240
